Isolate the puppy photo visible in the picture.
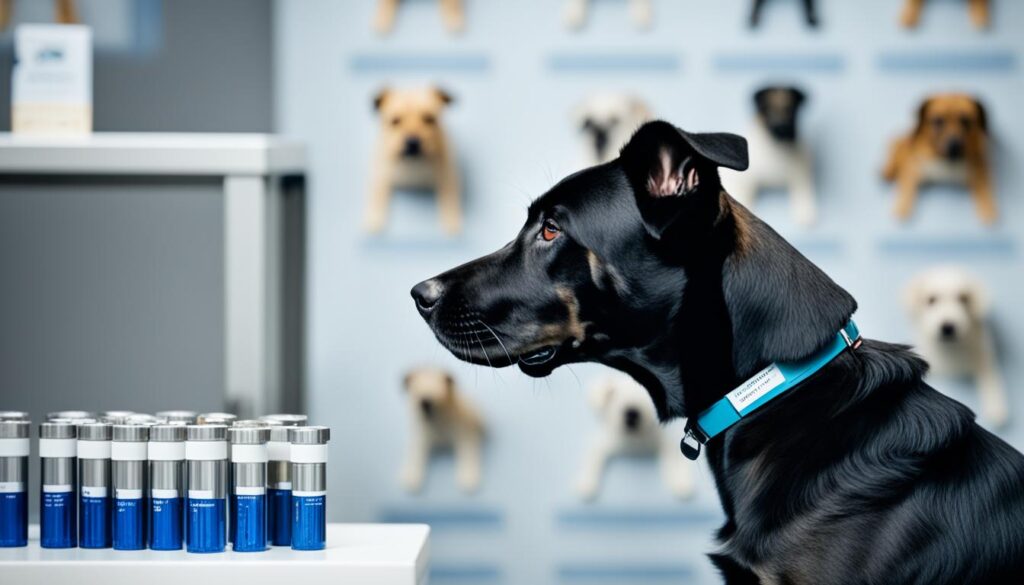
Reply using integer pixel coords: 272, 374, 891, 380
401, 367, 485, 494
574, 94, 652, 167
576, 376, 694, 501
413, 120, 1024, 583
564, 0, 652, 30
723, 85, 816, 226
900, 0, 990, 29
883, 93, 995, 224
374, 0, 464, 35
905, 266, 1007, 427
367, 87, 462, 235
750, 0, 819, 27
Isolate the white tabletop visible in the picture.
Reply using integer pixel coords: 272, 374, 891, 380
0, 524, 430, 585
0, 132, 306, 176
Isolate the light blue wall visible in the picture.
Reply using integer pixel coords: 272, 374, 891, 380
274, 1, 1024, 583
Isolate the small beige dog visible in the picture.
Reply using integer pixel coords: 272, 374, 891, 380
576, 375, 694, 500
367, 87, 462, 235
904, 266, 1007, 427
375, 0, 464, 34
401, 367, 485, 493
564, 0, 652, 30
574, 93, 652, 167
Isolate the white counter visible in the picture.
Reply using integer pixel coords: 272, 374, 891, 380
0, 524, 430, 585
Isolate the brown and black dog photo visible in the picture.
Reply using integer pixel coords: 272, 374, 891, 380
882, 93, 995, 224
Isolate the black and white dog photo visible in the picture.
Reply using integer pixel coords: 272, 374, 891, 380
412, 120, 1024, 584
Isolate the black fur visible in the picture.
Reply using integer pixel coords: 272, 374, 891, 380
412, 120, 1024, 584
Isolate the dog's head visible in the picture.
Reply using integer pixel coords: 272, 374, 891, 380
374, 86, 453, 159
913, 94, 988, 162
904, 266, 989, 344
753, 85, 806, 142
590, 376, 659, 434
574, 94, 653, 164
403, 367, 456, 420
412, 120, 856, 420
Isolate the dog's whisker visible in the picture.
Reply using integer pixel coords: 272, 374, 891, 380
479, 320, 514, 366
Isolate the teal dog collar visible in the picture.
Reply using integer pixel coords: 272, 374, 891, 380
680, 321, 861, 460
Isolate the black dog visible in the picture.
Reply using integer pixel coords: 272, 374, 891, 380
411, 120, 1024, 584
750, 0, 818, 27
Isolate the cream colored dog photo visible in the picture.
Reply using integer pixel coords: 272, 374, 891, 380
401, 367, 485, 493
574, 93, 652, 167
375, 0, 464, 34
367, 87, 462, 235
905, 266, 1007, 427
576, 375, 694, 500
564, 0, 652, 30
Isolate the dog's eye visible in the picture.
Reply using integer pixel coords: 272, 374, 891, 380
422, 113, 436, 125
958, 293, 971, 306
930, 118, 944, 130
927, 295, 938, 306
960, 115, 972, 128
540, 219, 561, 242
390, 116, 402, 127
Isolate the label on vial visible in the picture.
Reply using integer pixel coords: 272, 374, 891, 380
82, 486, 107, 498
0, 482, 24, 493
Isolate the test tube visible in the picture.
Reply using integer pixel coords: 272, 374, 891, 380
229, 426, 269, 552
185, 424, 228, 553
78, 422, 112, 548
0, 420, 30, 547
112, 425, 148, 550
149, 424, 186, 550
39, 421, 78, 548
289, 426, 329, 551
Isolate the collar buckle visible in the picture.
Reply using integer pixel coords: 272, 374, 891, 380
680, 420, 709, 461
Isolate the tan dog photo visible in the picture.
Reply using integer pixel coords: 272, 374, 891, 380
900, 0, 990, 29
401, 367, 485, 493
904, 266, 1007, 427
575, 375, 694, 501
882, 94, 995, 224
367, 87, 462, 235
375, 0, 464, 34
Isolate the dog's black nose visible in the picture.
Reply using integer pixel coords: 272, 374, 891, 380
403, 137, 422, 156
412, 279, 444, 313
940, 322, 958, 340
624, 408, 641, 431
420, 399, 434, 418
945, 140, 965, 160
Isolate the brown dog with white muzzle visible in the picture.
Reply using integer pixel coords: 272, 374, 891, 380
882, 93, 995, 224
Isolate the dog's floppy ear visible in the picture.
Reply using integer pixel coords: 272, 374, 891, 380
374, 88, 390, 112
620, 121, 748, 239
914, 97, 935, 138
434, 87, 454, 106
589, 380, 616, 412
902, 273, 927, 318
723, 208, 858, 377
402, 370, 414, 392
791, 86, 807, 107
972, 97, 988, 134
961, 272, 991, 319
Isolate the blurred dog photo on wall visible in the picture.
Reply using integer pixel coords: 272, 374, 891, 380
905, 266, 1007, 427
374, 0, 465, 34
722, 85, 816, 226
574, 93, 652, 167
401, 367, 485, 493
749, 0, 819, 27
564, 0, 652, 30
576, 376, 694, 501
900, 0, 990, 29
366, 87, 462, 235
882, 93, 995, 224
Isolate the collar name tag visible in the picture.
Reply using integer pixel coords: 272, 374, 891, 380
680, 320, 861, 461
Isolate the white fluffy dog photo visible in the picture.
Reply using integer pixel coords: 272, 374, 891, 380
401, 367, 485, 493
573, 93, 652, 167
576, 375, 694, 501
723, 85, 816, 227
904, 266, 1007, 427
564, 0, 652, 30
